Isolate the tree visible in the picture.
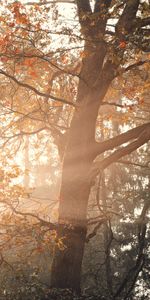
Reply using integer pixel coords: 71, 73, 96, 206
0, 0, 150, 296
50, 0, 150, 293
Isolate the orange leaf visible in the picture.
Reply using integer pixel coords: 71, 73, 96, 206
119, 41, 126, 49
61, 55, 69, 64
29, 70, 38, 78
9, 22, 15, 27
24, 58, 35, 67
16, 13, 28, 25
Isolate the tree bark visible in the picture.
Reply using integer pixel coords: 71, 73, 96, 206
50, 90, 100, 292
49, 32, 117, 291
49, 6, 112, 285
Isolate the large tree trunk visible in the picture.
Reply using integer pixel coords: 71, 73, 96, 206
50, 71, 111, 292
50, 91, 99, 292
50, 9, 114, 290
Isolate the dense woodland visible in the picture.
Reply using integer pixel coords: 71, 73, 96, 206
0, 0, 150, 299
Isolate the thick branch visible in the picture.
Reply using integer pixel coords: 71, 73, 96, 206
76, 0, 92, 38
116, 0, 140, 38
137, 17, 150, 28
94, 0, 112, 13
91, 127, 150, 180
93, 0, 113, 35
94, 122, 150, 158
76, 0, 91, 14
122, 60, 150, 73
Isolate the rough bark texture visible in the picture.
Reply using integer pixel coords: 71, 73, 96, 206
50, 82, 103, 293
51, 224, 87, 292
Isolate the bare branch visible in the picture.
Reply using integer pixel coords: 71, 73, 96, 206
0, 200, 57, 230
118, 160, 150, 169
1, 127, 48, 142
86, 219, 107, 243
25, 0, 75, 5
0, 69, 75, 107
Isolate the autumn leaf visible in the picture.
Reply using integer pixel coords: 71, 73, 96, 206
29, 70, 38, 78
61, 55, 69, 64
23, 58, 36, 67
80, 50, 90, 58
119, 41, 126, 49
9, 22, 15, 27
16, 13, 29, 25
0, 36, 9, 48
12, 2, 29, 25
